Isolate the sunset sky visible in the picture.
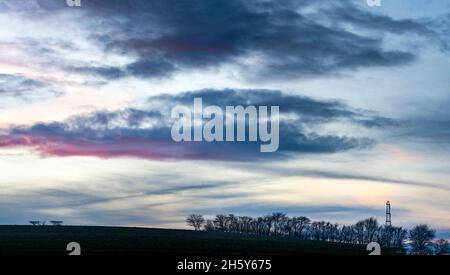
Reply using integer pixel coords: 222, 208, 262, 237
0, 0, 449, 238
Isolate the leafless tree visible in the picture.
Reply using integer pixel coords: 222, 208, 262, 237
354, 221, 365, 244
310, 221, 326, 241
186, 214, 205, 231
213, 214, 227, 231
255, 217, 266, 235
409, 224, 435, 255
193, 212, 428, 255
271, 212, 286, 235
339, 225, 355, 243
392, 227, 408, 248
227, 214, 238, 232
263, 215, 274, 235
379, 225, 407, 248
204, 220, 215, 231
291, 216, 310, 239
362, 217, 379, 243
434, 239, 449, 255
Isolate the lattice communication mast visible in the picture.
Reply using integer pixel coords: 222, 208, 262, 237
385, 201, 392, 227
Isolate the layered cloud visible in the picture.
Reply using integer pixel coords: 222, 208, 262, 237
0, 73, 61, 99
80, 0, 436, 80
0, 89, 392, 161
0, 0, 444, 87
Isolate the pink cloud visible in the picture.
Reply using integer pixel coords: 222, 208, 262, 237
0, 133, 250, 161
0, 134, 174, 160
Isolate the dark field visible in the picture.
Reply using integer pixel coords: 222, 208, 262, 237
0, 225, 402, 255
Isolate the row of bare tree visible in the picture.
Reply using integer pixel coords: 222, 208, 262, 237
186, 213, 449, 255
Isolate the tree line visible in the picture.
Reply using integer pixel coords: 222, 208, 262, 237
186, 213, 449, 255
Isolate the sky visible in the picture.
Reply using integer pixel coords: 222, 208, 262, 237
0, 0, 449, 238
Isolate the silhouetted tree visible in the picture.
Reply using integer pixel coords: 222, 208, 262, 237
204, 220, 215, 231
227, 214, 238, 232
186, 214, 205, 231
354, 220, 365, 244
340, 225, 353, 243
271, 212, 286, 235
213, 214, 227, 231
239, 216, 252, 234
310, 221, 326, 241
255, 217, 266, 235
326, 223, 339, 242
263, 215, 274, 235
378, 225, 395, 247
409, 224, 435, 255
362, 217, 379, 243
291, 216, 310, 239
187, 212, 436, 256
434, 239, 450, 255
392, 226, 407, 248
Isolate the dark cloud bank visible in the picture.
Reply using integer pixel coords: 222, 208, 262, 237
0, 89, 395, 161
13, 0, 444, 81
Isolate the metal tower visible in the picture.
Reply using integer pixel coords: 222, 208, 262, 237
385, 201, 391, 227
